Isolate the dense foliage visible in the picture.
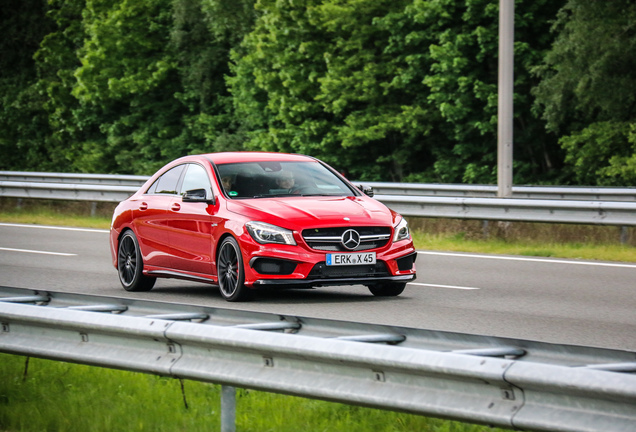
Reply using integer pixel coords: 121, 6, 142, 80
1, 0, 634, 185
533, 0, 636, 186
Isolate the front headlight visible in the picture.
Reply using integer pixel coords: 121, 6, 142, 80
246, 221, 296, 245
393, 217, 410, 242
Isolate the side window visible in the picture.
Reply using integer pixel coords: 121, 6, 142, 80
147, 165, 185, 195
180, 164, 211, 195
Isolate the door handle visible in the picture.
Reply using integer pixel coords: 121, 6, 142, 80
171, 203, 181, 212
139, 202, 148, 211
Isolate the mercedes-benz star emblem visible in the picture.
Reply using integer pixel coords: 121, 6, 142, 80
341, 229, 361, 250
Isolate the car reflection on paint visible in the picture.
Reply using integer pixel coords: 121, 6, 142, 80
110, 152, 417, 301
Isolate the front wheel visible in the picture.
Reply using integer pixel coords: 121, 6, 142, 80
367, 282, 406, 297
117, 230, 156, 292
217, 237, 252, 302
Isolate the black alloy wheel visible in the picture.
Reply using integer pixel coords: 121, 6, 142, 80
217, 236, 251, 302
117, 230, 156, 292
367, 282, 406, 297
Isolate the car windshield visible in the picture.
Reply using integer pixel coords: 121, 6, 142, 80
216, 161, 355, 198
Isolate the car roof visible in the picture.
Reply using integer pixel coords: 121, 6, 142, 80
200, 152, 316, 165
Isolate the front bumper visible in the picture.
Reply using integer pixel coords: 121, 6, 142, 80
245, 248, 418, 289
252, 273, 415, 288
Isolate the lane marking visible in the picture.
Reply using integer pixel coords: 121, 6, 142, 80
409, 282, 480, 290
418, 251, 636, 269
0, 247, 77, 257
0, 223, 108, 234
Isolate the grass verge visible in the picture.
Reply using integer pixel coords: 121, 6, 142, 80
0, 353, 502, 432
409, 218, 636, 262
0, 199, 113, 229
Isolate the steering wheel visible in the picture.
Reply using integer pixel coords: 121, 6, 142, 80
290, 185, 315, 195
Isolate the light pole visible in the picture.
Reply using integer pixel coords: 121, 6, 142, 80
498, 0, 514, 197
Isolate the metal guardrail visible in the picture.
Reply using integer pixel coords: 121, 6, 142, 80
0, 180, 138, 203
365, 182, 636, 202
0, 171, 144, 203
377, 195, 636, 226
0, 171, 148, 187
1, 287, 635, 432
1, 171, 636, 227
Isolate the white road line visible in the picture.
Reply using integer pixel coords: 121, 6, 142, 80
0, 223, 108, 234
417, 251, 636, 269
409, 282, 480, 290
0, 247, 77, 257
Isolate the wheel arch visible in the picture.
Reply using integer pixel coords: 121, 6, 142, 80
214, 232, 238, 265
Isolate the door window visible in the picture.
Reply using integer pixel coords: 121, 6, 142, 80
147, 165, 186, 195
180, 164, 211, 195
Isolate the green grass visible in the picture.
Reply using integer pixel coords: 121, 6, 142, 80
408, 218, 636, 262
0, 353, 501, 432
0, 199, 112, 229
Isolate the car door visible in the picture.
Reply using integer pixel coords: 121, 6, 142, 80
167, 163, 221, 276
133, 164, 186, 269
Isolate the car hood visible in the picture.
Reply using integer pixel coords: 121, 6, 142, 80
225, 196, 397, 229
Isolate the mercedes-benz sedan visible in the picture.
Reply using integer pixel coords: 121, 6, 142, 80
110, 152, 417, 301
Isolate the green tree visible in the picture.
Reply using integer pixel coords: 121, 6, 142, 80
230, 0, 564, 183
229, 0, 436, 180
68, 0, 182, 174
33, 0, 94, 172
0, 0, 54, 171
403, 0, 564, 183
533, 0, 636, 185
67, 0, 255, 174
170, 0, 256, 155
0, 0, 254, 175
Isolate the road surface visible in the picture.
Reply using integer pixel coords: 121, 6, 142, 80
1, 222, 634, 351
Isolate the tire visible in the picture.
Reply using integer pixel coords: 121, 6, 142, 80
117, 230, 156, 292
367, 282, 406, 297
217, 236, 252, 302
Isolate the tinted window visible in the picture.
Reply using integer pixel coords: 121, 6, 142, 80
147, 165, 185, 195
216, 161, 354, 198
180, 164, 211, 195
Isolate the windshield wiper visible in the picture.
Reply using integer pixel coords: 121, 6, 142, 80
251, 194, 290, 198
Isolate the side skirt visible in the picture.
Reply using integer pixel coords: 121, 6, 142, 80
147, 269, 218, 285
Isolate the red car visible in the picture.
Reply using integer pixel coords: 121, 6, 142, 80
110, 152, 417, 301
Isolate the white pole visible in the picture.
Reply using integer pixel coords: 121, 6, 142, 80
498, 0, 514, 197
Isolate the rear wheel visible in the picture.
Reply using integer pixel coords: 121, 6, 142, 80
367, 282, 406, 297
217, 236, 252, 302
117, 230, 156, 292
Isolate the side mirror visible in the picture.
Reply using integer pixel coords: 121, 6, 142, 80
356, 184, 374, 197
183, 188, 215, 205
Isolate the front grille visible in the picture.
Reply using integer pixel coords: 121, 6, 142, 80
308, 261, 389, 279
302, 226, 391, 252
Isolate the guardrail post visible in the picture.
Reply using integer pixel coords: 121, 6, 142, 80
620, 226, 629, 245
221, 385, 236, 432
482, 220, 490, 239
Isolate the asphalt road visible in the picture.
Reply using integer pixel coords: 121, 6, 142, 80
1, 222, 635, 351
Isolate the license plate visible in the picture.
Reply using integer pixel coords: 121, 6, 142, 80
326, 252, 376, 266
